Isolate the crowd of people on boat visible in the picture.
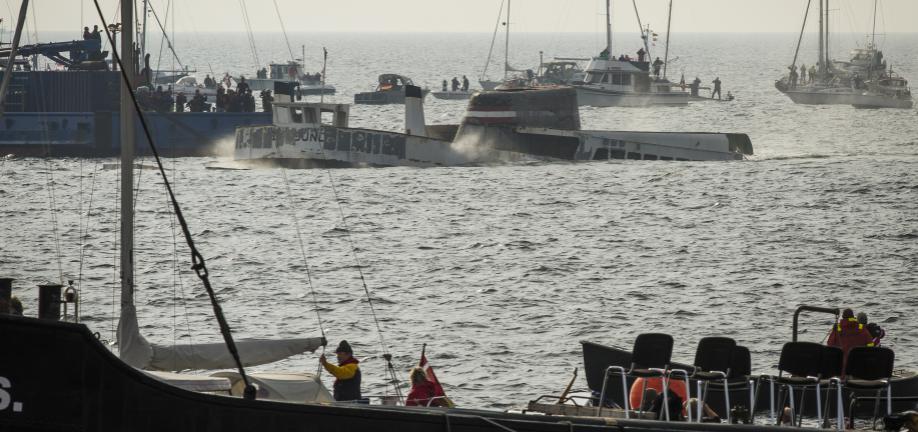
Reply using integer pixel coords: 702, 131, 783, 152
441, 76, 470, 92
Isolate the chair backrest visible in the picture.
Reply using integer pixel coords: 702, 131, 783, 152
632, 333, 674, 369
820, 346, 844, 379
777, 341, 823, 377
845, 346, 894, 380
729, 345, 752, 378
693, 336, 737, 373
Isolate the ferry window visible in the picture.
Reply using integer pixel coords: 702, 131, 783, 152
586, 72, 602, 83
292, 108, 304, 123
303, 109, 317, 124
601, 74, 610, 83
321, 111, 335, 125
610, 74, 621, 85
621, 74, 631, 85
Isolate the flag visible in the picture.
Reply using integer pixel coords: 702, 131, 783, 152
419, 345, 454, 408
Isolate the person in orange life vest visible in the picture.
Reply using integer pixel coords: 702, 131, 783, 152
406, 367, 447, 407
320, 340, 362, 401
827, 309, 874, 369
867, 323, 886, 347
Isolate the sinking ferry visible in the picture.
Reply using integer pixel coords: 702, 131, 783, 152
233, 83, 752, 168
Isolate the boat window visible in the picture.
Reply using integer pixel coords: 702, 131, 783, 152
303, 108, 317, 124
586, 72, 603, 84
321, 111, 335, 125
292, 108, 303, 123
601, 73, 610, 83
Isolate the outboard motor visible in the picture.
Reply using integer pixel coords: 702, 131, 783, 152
404, 85, 427, 137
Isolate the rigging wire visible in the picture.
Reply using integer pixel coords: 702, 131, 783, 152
271, 0, 296, 62
237, 0, 261, 67
92, 0, 257, 400
480, 0, 505, 80
280, 168, 327, 375
322, 169, 405, 399
147, 0, 185, 72
76, 161, 102, 308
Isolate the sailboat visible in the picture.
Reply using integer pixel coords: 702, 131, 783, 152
775, 0, 912, 109
478, 0, 512, 90
572, 0, 688, 107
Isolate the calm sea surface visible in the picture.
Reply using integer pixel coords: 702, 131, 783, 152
1, 32, 917, 408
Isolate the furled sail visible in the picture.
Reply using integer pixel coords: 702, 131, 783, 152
118, 304, 323, 371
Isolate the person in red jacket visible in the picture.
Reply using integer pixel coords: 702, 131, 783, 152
827, 308, 874, 372
406, 367, 446, 407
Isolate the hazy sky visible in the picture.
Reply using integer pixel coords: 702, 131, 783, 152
12, 0, 918, 34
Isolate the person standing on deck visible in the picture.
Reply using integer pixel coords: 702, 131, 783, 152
451, 77, 460, 92
82, 27, 91, 40
652, 57, 664, 78
320, 340, 362, 402
711, 77, 722, 100
461, 75, 469, 92
809, 65, 817, 83
636, 47, 647, 62
690, 77, 701, 97
800, 64, 807, 84
442, 80, 448, 92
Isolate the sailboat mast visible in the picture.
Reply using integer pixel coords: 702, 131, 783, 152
824, 0, 830, 70
605, 0, 613, 57
120, 0, 136, 311
631, 0, 650, 58
662, 0, 672, 79
141, 0, 148, 59
871, 0, 878, 46
818, 0, 824, 75
0, 0, 30, 116
504, 0, 510, 79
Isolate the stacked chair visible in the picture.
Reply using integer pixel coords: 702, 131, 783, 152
833, 346, 895, 430
764, 341, 826, 426
680, 337, 737, 423
598, 333, 674, 419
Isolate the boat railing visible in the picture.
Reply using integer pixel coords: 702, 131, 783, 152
792, 305, 839, 342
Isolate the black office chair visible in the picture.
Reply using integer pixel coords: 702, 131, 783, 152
767, 341, 824, 426
836, 346, 895, 430
678, 337, 736, 423
599, 333, 674, 420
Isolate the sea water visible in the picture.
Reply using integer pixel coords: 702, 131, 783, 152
1, 32, 916, 409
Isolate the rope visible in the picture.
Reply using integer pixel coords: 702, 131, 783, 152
76, 161, 101, 307
279, 168, 327, 375
92, 0, 256, 400
324, 171, 390, 356
271, 0, 296, 62
43, 159, 64, 284
147, 1, 186, 72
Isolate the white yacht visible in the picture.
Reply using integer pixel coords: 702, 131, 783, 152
246, 62, 336, 96
572, 0, 688, 107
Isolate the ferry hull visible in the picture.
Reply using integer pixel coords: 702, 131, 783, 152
574, 87, 689, 107
0, 112, 270, 157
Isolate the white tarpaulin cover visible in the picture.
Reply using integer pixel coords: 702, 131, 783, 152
118, 304, 324, 371
211, 372, 334, 403
144, 370, 232, 393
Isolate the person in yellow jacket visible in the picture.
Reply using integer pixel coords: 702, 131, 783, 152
320, 340, 362, 401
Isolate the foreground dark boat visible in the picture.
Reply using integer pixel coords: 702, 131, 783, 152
2, 314, 840, 432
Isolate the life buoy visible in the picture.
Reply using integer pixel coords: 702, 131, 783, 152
629, 376, 688, 411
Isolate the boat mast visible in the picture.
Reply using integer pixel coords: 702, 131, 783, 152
631, 0, 651, 58
869, 0, 878, 78
605, 0, 613, 58
120, 0, 136, 324
824, 0, 830, 71
0, 0, 30, 116
662, 0, 672, 78
790, 0, 812, 71
141, 0, 148, 59
818, 0, 824, 75
503, 0, 510, 79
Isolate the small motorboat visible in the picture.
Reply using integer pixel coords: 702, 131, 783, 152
354, 74, 428, 104
431, 90, 473, 100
